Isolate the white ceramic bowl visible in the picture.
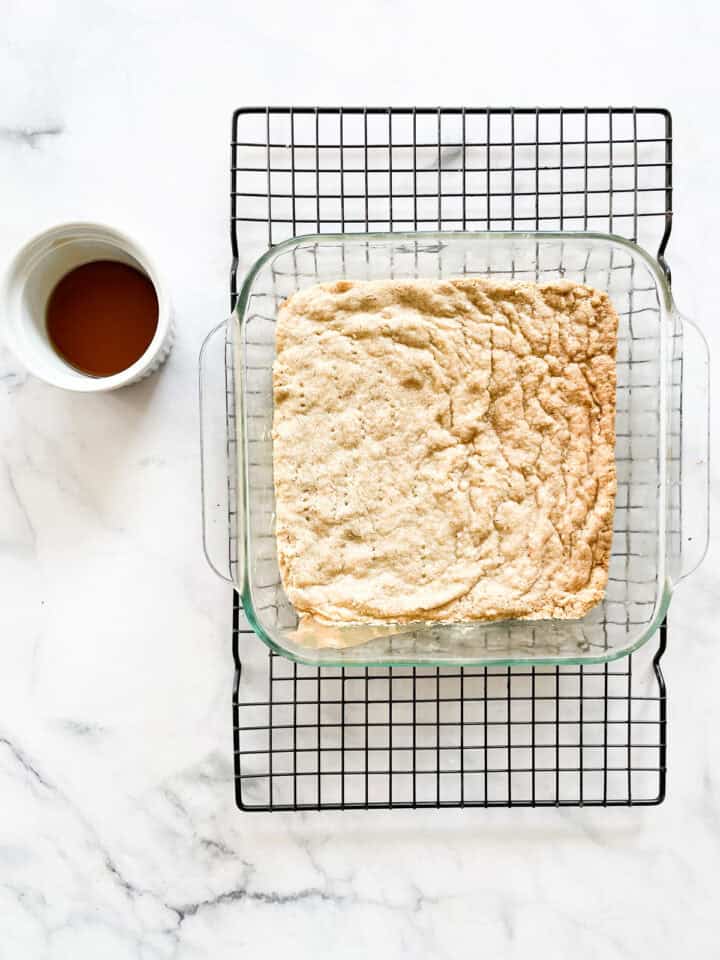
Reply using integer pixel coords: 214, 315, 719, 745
1, 221, 173, 391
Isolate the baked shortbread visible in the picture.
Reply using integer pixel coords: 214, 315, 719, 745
272, 277, 617, 625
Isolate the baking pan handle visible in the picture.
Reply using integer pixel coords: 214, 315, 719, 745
199, 320, 236, 584
677, 315, 710, 582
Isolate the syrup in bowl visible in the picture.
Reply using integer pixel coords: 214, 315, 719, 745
45, 260, 159, 377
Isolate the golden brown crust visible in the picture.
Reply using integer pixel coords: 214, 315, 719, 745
272, 278, 618, 625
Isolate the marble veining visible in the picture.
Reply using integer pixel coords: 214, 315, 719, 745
2, 1, 720, 957
0, 125, 64, 148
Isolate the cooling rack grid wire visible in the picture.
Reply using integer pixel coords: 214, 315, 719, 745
229, 107, 672, 810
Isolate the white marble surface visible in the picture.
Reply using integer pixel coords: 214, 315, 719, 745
2, 1, 720, 957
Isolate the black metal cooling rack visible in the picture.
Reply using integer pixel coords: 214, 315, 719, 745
229, 107, 672, 811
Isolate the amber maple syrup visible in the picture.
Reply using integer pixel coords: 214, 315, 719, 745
46, 260, 158, 377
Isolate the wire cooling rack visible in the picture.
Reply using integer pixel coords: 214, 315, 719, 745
229, 107, 672, 810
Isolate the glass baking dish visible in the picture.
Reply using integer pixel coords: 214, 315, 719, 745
200, 231, 709, 667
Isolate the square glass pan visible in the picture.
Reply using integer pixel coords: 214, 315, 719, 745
200, 230, 709, 667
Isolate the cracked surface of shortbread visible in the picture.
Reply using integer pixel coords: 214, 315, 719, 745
272, 277, 617, 624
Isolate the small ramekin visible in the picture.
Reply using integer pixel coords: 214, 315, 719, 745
1, 221, 174, 391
